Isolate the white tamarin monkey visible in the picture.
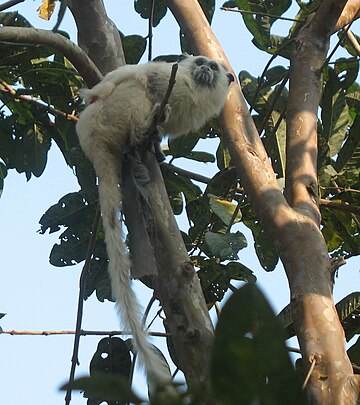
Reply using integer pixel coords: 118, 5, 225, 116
76, 55, 234, 383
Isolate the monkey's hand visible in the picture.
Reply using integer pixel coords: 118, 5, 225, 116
150, 103, 170, 162
153, 102, 171, 127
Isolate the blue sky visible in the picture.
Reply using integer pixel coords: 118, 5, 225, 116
0, 1, 359, 404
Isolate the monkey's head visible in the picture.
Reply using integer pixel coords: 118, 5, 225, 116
179, 55, 234, 88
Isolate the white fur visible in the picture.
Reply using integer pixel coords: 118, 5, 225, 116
76, 55, 232, 384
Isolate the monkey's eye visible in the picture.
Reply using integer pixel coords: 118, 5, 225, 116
210, 63, 219, 71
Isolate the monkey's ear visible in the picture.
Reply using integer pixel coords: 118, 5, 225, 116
227, 73, 235, 85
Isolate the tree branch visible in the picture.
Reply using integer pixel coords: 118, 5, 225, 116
144, 152, 215, 397
284, 2, 350, 224
68, 0, 125, 75
220, 7, 304, 23
0, 26, 102, 87
0, 0, 24, 12
65, 204, 101, 405
0, 80, 78, 121
2, 329, 170, 337
334, 0, 360, 31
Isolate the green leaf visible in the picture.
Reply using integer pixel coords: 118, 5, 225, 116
321, 208, 360, 256
321, 69, 350, 157
278, 292, 360, 341
160, 167, 184, 215
61, 375, 142, 404
335, 113, 360, 172
168, 132, 199, 157
186, 199, 212, 227
121, 33, 147, 64
0, 112, 51, 180
347, 336, 360, 367
204, 231, 247, 260
336, 292, 360, 341
232, 0, 291, 52
197, 258, 256, 305
211, 283, 304, 405
334, 57, 359, 90
243, 218, 279, 271
184, 151, 215, 163
84, 241, 112, 302
208, 194, 242, 225
263, 110, 287, 178
199, 0, 216, 23
216, 137, 232, 170
39, 190, 99, 266
240, 68, 288, 118
0, 162, 7, 196
205, 167, 238, 197
134, 0, 167, 27
90, 337, 131, 379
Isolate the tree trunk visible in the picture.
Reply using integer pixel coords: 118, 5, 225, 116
167, 0, 360, 402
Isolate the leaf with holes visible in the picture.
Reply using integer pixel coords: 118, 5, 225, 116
204, 231, 247, 260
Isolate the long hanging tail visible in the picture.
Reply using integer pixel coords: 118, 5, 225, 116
96, 158, 171, 384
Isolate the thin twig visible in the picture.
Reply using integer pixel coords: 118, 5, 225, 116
287, 346, 302, 354
225, 194, 245, 234
220, 7, 305, 23
0, 0, 24, 12
0, 80, 78, 121
65, 203, 101, 405
302, 357, 316, 390
249, 40, 293, 114
155, 63, 178, 123
166, 163, 211, 184
2, 329, 171, 337
320, 185, 360, 194
257, 72, 289, 135
271, 104, 287, 135
128, 295, 157, 386
321, 22, 353, 71
320, 199, 360, 214
147, 0, 156, 62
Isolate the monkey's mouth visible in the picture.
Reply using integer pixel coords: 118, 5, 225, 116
193, 67, 215, 87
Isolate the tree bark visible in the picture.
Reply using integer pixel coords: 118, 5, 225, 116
68, 0, 125, 75
144, 153, 216, 398
284, 1, 360, 403
167, 0, 360, 403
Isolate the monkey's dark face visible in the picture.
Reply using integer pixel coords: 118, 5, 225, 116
191, 57, 221, 87
190, 56, 234, 88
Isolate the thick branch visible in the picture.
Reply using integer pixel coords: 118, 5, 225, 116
0, 26, 102, 87
0, 81, 78, 121
167, 0, 289, 248
68, 0, 125, 75
3, 329, 170, 337
284, 3, 346, 223
334, 0, 360, 31
144, 152, 215, 396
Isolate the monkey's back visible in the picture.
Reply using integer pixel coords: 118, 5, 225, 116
77, 57, 231, 158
